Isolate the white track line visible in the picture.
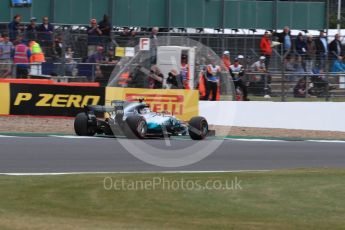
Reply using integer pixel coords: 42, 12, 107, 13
306, 140, 345, 144
49, 135, 101, 139
0, 170, 271, 176
227, 138, 345, 144
0, 135, 19, 138
225, 138, 286, 142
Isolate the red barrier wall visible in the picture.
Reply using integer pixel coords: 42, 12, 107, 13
0, 79, 100, 87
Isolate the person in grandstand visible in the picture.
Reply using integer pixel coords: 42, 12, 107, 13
329, 34, 343, 61
333, 55, 345, 70
250, 56, 268, 83
98, 47, 118, 85
230, 58, 249, 101
52, 34, 63, 61
305, 34, 317, 73
204, 59, 221, 101
148, 65, 163, 89
0, 33, 14, 78
285, 54, 305, 82
87, 46, 105, 63
28, 40, 45, 75
87, 19, 102, 56
180, 54, 190, 89
120, 27, 131, 37
293, 78, 307, 98
104, 47, 117, 64
167, 69, 183, 89
251, 56, 267, 73
295, 32, 307, 60
250, 56, 271, 96
65, 47, 77, 76
87, 46, 105, 82
260, 31, 272, 68
8, 15, 24, 42
222, 51, 231, 71
37, 16, 54, 57
13, 36, 31, 78
315, 31, 328, 70
273, 26, 292, 54
149, 27, 159, 64
331, 55, 345, 78
25, 17, 38, 42
237, 54, 245, 66
308, 66, 336, 95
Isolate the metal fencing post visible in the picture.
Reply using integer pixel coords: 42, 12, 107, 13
221, 0, 225, 53
264, 72, 269, 96
325, 59, 330, 101
221, 34, 225, 54
60, 30, 68, 76
304, 74, 308, 98
281, 49, 290, 102
13, 64, 17, 78
92, 64, 95, 82
281, 58, 286, 102
243, 32, 247, 58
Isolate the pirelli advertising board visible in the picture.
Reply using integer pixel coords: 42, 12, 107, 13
106, 87, 199, 121
8, 84, 105, 116
0, 83, 10, 115
0, 83, 198, 120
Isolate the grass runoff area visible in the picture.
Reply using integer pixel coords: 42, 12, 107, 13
1, 169, 345, 230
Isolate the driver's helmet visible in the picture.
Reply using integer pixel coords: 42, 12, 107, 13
139, 107, 150, 114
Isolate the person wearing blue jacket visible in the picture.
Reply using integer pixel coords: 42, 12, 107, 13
332, 56, 345, 73
331, 56, 345, 87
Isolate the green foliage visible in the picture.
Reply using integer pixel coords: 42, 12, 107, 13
329, 13, 345, 29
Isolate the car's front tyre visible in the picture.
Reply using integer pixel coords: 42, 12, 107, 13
124, 115, 147, 139
188, 116, 208, 140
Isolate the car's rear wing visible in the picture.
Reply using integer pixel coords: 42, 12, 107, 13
85, 100, 125, 113
85, 100, 125, 120
85, 105, 115, 113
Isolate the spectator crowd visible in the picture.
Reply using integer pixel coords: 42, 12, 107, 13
0, 14, 116, 81
256, 27, 344, 98
1, 15, 345, 100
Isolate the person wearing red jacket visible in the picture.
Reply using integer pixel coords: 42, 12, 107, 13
260, 31, 272, 69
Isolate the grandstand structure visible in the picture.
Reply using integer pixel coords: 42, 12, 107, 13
1, 0, 326, 29
1, 0, 344, 101
0, 0, 328, 58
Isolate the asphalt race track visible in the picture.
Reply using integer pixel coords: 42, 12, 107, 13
1, 136, 345, 173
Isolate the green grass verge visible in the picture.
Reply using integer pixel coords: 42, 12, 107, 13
1, 169, 345, 230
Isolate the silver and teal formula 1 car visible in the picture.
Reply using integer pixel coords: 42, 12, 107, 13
74, 100, 208, 140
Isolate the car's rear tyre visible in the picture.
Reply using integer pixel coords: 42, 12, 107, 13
124, 115, 147, 139
188, 116, 208, 140
74, 112, 96, 136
